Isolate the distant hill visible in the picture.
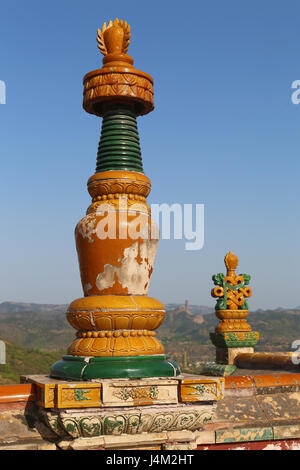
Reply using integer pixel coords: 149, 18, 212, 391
1, 302, 300, 368
0, 302, 67, 314
254, 307, 300, 315
159, 309, 300, 345
165, 303, 212, 315
0, 303, 73, 351
0, 341, 64, 385
157, 309, 300, 366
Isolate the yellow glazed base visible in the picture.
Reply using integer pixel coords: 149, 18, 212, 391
215, 310, 252, 332
66, 295, 165, 357
68, 331, 164, 357
67, 295, 165, 331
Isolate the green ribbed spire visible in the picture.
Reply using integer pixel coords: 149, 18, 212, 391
96, 105, 144, 173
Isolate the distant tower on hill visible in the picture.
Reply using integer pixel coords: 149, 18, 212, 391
185, 300, 188, 311
183, 350, 188, 369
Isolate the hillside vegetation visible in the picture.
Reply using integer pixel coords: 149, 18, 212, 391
0, 305, 73, 351
0, 342, 64, 384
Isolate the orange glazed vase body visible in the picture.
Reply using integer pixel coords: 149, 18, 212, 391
76, 213, 158, 297
76, 171, 156, 298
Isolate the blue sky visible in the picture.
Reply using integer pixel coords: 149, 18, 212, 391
0, 0, 299, 309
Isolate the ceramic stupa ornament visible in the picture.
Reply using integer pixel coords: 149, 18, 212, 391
50, 19, 180, 380
210, 251, 259, 354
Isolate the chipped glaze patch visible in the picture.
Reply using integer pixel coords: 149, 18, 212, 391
76, 215, 97, 243
95, 240, 158, 295
216, 427, 273, 444
83, 283, 92, 295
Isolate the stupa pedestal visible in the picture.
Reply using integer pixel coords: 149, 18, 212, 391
21, 373, 224, 449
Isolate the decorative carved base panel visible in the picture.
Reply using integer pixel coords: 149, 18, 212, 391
39, 403, 216, 438
211, 331, 260, 348
22, 374, 224, 410
180, 377, 224, 402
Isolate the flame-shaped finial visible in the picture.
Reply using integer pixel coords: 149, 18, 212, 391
83, 18, 154, 117
224, 251, 239, 273
97, 18, 131, 56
